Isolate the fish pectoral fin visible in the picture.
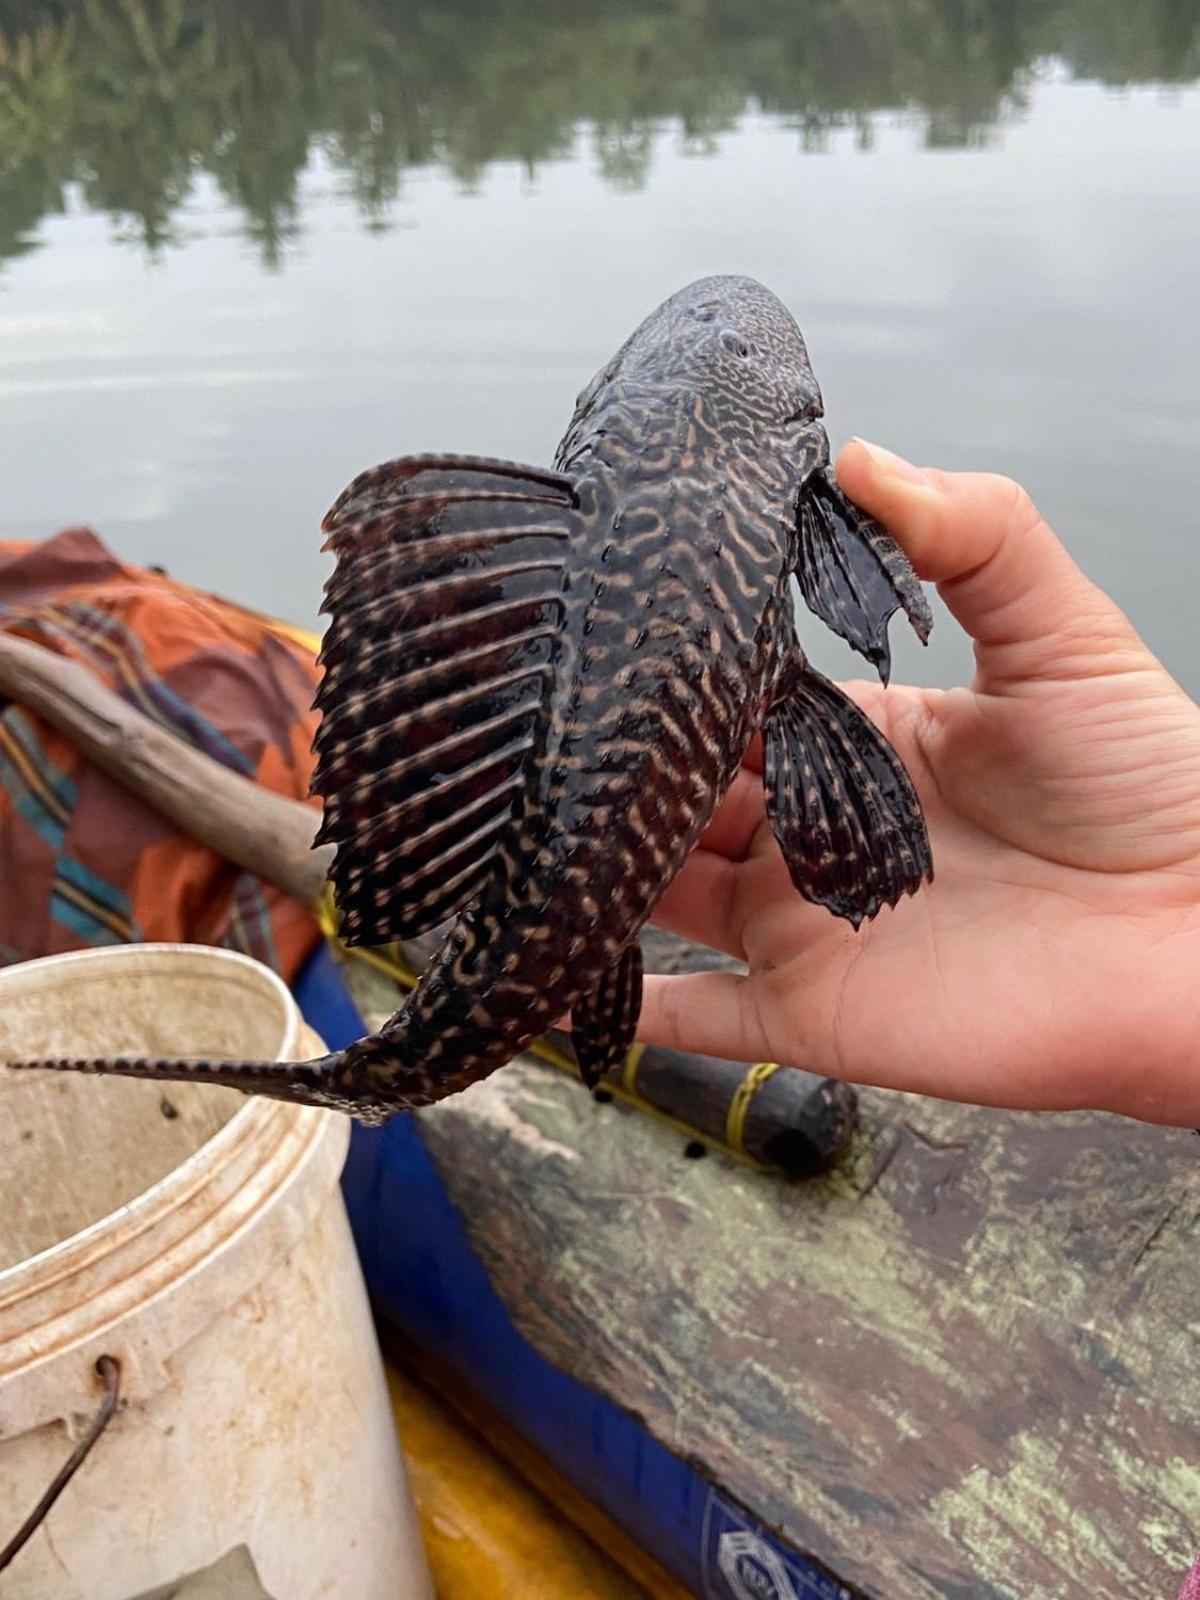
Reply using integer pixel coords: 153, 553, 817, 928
797, 467, 932, 685
762, 668, 932, 928
314, 454, 581, 947
570, 942, 644, 1089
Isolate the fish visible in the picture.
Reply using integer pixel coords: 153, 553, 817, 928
10, 275, 933, 1122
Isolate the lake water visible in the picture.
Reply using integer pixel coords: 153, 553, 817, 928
1, 0, 1198, 692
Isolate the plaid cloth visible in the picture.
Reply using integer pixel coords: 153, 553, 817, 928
0, 528, 322, 980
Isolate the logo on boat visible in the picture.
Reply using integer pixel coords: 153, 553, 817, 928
701, 1489, 847, 1600
717, 1530, 801, 1600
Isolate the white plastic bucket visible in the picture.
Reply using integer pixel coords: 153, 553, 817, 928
0, 944, 432, 1600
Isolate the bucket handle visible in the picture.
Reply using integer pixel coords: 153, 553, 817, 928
0, 1355, 121, 1575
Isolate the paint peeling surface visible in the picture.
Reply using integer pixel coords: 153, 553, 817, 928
416, 1056, 1200, 1599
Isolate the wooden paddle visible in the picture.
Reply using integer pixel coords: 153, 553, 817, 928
0, 630, 856, 1175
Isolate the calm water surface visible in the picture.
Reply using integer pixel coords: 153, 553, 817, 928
1, 1, 1198, 691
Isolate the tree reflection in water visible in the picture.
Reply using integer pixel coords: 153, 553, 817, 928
0, 0, 1197, 269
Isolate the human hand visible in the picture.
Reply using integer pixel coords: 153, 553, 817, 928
641, 440, 1200, 1125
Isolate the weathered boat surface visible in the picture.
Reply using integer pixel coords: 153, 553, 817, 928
346, 943, 1200, 1600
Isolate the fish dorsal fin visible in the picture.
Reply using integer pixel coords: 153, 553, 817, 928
797, 468, 932, 684
313, 453, 578, 946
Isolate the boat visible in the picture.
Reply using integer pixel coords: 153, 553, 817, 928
1, 528, 1195, 1599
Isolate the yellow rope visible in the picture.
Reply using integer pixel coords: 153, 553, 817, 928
620, 1043, 645, 1095
724, 1061, 782, 1155
313, 880, 340, 943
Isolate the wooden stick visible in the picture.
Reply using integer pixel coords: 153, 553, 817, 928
0, 630, 856, 1174
0, 631, 330, 902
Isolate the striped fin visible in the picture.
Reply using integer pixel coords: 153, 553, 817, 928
797, 467, 932, 685
314, 454, 578, 947
571, 942, 643, 1089
763, 667, 932, 929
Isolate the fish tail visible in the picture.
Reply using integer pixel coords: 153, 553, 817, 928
5, 1050, 344, 1104
4, 1014, 448, 1125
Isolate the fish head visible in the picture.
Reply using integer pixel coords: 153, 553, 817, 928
599, 275, 824, 432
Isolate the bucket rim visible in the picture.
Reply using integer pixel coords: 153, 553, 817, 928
0, 944, 342, 1359
0, 946, 346, 1426
0, 943, 302, 1290
0, 940, 298, 1007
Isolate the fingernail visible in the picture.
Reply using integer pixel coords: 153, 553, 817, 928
850, 437, 930, 485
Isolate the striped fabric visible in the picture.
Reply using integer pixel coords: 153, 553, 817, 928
0, 528, 322, 981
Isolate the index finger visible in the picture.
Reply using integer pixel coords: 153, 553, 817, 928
835, 439, 1140, 683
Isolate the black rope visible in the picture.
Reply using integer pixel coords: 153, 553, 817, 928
0, 1355, 121, 1575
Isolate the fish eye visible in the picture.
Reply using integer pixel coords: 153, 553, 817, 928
720, 330, 751, 359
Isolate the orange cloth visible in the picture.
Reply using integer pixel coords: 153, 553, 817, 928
0, 529, 322, 980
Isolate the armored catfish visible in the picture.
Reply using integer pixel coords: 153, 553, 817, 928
13, 276, 933, 1119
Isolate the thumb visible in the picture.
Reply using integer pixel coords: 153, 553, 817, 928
835, 438, 1145, 685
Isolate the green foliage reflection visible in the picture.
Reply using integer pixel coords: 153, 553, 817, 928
0, 0, 1196, 269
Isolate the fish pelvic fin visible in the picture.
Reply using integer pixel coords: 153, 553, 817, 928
571, 941, 644, 1089
797, 466, 932, 685
762, 666, 932, 928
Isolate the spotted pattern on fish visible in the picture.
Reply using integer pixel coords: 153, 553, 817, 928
11, 277, 933, 1119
